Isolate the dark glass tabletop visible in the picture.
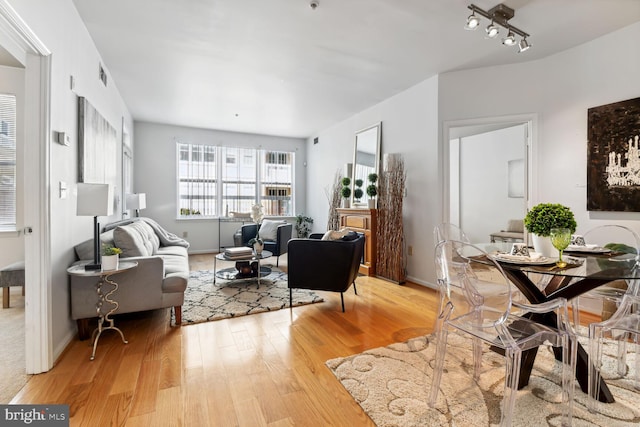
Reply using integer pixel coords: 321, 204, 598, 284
477, 242, 640, 281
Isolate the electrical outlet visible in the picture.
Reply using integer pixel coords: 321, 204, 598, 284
408, 245, 413, 256
182, 231, 188, 238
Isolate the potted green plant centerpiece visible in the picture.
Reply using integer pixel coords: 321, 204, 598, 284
524, 203, 577, 257
341, 177, 352, 208
366, 173, 378, 209
101, 244, 122, 271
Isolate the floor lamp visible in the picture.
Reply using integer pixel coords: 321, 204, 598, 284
77, 183, 113, 270
126, 193, 146, 217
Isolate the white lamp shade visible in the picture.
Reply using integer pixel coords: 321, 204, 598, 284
126, 193, 147, 210
77, 183, 113, 216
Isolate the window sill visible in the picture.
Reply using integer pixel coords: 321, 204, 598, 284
0, 229, 21, 238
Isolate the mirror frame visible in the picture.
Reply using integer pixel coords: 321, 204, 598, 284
352, 122, 382, 207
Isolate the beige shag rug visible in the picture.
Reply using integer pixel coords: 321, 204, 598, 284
326, 332, 639, 426
0, 287, 30, 403
175, 268, 323, 325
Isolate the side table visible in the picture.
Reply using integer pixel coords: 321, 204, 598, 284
67, 261, 138, 360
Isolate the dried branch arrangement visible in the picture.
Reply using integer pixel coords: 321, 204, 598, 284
376, 155, 406, 283
325, 170, 343, 231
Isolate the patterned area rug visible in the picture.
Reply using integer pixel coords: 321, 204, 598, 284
177, 269, 324, 325
326, 332, 639, 426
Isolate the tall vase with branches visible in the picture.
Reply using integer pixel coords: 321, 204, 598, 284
377, 155, 406, 283
325, 170, 342, 231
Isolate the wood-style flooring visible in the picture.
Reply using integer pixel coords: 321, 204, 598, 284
12, 254, 439, 426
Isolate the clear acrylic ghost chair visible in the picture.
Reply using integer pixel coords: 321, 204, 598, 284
572, 224, 640, 329
433, 223, 473, 313
429, 240, 577, 427
588, 293, 640, 413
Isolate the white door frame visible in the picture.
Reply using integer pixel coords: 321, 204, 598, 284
441, 113, 538, 242
0, 0, 53, 373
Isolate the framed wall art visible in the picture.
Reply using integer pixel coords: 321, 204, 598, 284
78, 96, 117, 187
587, 96, 640, 212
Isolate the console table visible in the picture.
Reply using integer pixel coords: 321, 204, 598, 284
337, 208, 377, 276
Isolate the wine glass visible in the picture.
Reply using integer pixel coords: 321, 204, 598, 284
550, 228, 572, 268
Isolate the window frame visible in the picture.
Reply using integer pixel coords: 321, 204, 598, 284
176, 142, 295, 219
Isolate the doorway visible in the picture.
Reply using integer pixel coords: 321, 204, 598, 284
0, 5, 53, 377
443, 114, 536, 243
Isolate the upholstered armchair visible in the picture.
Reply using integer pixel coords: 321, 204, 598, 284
287, 233, 365, 312
239, 220, 293, 266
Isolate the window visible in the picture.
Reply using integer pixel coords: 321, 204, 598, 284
0, 94, 16, 231
177, 143, 294, 217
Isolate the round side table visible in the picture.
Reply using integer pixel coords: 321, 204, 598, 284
67, 260, 138, 360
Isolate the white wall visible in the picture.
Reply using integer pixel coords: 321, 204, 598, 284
134, 122, 306, 253
459, 125, 526, 243
9, 0, 133, 357
306, 76, 440, 285
0, 65, 25, 266
308, 22, 640, 286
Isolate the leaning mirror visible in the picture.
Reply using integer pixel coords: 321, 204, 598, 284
352, 122, 381, 207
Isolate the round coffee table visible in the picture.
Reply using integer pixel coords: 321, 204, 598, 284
214, 250, 272, 287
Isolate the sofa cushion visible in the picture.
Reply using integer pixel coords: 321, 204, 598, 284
113, 223, 153, 257
258, 219, 286, 241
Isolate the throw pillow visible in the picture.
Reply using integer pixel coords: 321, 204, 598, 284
258, 219, 285, 241
341, 231, 359, 241
321, 229, 354, 241
113, 224, 151, 257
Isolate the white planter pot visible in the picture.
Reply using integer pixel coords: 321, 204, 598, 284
102, 254, 119, 271
368, 199, 376, 209
342, 199, 350, 208
531, 234, 558, 258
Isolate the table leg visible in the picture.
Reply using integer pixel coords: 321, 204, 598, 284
499, 268, 615, 402
90, 274, 128, 361
214, 256, 217, 284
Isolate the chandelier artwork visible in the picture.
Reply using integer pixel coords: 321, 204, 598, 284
464, 3, 531, 53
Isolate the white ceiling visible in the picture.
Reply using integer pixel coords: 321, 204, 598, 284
72, 0, 640, 138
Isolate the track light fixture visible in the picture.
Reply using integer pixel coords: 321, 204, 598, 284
465, 3, 531, 52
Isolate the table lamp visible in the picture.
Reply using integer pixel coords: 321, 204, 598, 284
77, 183, 113, 270
126, 193, 146, 217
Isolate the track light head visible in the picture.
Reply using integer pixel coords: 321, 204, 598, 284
518, 38, 531, 53
485, 21, 499, 38
502, 29, 516, 46
465, 10, 480, 30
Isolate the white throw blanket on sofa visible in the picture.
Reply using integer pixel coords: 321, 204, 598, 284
141, 217, 190, 248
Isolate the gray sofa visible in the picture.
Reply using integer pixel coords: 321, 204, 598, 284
70, 217, 189, 340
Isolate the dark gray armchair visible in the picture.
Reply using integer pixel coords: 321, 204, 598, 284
238, 222, 292, 266
287, 233, 365, 312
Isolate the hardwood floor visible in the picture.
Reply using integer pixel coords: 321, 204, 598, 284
12, 254, 439, 426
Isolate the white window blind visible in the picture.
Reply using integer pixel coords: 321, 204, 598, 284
0, 94, 16, 231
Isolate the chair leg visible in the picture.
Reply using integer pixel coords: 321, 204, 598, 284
340, 293, 345, 312
276, 255, 280, 267
353, 282, 358, 295
289, 288, 293, 308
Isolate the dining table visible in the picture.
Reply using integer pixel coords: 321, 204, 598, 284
476, 242, 640, 403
